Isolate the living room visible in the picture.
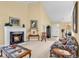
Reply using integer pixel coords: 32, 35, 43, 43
0, 1, 79, 58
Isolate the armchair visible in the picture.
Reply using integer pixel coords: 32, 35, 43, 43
50, 37, 79, 58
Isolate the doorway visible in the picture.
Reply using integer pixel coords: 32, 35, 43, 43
46, 25, 51, 38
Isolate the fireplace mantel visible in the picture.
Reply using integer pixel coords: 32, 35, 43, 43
4, 26, 27, 46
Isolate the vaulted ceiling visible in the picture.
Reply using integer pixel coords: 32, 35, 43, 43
42, 1, 76, 23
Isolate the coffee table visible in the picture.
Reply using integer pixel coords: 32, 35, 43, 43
1, 45, 31, 58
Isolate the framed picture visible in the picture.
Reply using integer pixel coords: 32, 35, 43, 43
9, 17, 20, 26
30, 20, 37, 28
73, 2, 78, 33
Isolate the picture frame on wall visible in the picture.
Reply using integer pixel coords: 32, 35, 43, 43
73, 2, 78, 33
30, 20, 37, 29
9, 17, 20, 26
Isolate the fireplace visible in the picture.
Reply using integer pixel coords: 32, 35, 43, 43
10, 31, 24, 45
4, 27, 26, 46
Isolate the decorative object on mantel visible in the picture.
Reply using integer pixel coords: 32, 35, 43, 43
5, 23, 12, 26
22, 24, 25, 28
9, 16, 20, 26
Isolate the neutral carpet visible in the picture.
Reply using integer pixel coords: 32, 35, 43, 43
21, 37, 59, 58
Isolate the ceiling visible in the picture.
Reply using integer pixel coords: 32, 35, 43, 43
42, 1, 76, 23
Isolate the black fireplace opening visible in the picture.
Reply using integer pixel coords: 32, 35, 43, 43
10, 31, 24, 45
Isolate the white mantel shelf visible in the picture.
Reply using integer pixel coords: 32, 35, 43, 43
4, 26, 27, 46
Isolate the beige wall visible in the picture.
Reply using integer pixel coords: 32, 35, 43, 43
28, 2, 52, 36
0, 2, 52, 45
